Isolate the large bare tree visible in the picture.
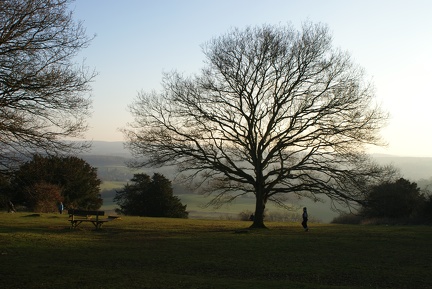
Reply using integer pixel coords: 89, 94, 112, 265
0, 0, 95, 171
124, 23, 389, 228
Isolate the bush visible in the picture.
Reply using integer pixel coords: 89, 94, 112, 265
238, 210, 255, 221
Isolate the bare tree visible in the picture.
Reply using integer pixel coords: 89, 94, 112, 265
124, 23, 389, 228
0, 0, 95, 170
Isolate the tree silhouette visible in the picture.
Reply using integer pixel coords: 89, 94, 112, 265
124, 23, 388, 228
0, 0, 96, 171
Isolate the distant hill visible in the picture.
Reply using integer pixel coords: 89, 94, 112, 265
84, 141, 131, 157
83, 141, 432, 181
372, 154, 432, 180
81, 154, 130, 167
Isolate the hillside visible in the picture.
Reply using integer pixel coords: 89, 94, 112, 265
372, 154, 432, 180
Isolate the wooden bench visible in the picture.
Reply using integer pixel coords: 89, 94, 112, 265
68, 209, 116, 230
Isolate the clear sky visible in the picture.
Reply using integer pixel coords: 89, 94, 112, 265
71, 0, 432, 157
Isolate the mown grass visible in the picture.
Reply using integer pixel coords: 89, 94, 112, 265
0, 212, 431, 289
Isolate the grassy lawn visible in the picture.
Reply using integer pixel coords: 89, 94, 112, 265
1, 212, 431, 289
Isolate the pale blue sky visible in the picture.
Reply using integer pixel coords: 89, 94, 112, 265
72, 0, 432, 157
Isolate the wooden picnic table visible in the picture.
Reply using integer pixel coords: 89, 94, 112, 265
68, 209, 117, 230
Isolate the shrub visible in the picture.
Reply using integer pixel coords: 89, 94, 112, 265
238, 210, 255, 221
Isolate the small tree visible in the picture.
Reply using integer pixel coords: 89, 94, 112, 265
12, 155, 102, 210
361, 178, 425, 220
114, 173, 188, 218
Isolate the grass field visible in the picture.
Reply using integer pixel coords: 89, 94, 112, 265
1, 212, 431, 289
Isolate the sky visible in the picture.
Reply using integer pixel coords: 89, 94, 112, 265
71, 0, 432, 157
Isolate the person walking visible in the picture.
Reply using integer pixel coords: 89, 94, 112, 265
8, 201, 16, 213
302, 207, 309, 232
58, 202, 64, 214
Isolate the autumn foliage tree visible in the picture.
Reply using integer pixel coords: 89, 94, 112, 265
124, 23, 388, 228
24, 181, 62, 213
0, 0, 95, 171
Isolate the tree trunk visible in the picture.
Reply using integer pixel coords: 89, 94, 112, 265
250, 190, 267, 229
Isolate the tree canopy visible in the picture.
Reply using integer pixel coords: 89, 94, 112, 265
361, 178, 425, 220
0, 0, 95, 171
124, 23, 388, 228
12, 155, 102, 210
114, 173, 188, 218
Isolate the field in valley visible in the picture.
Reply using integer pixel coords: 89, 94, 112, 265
99, 181, 340, 222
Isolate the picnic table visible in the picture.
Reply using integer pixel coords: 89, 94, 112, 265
68, 209, 117, 229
